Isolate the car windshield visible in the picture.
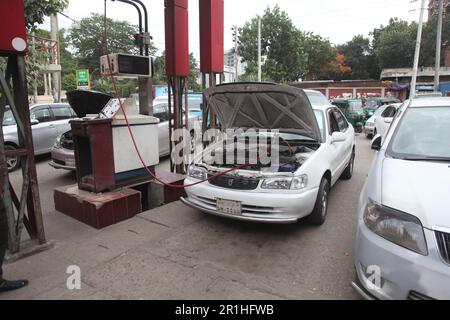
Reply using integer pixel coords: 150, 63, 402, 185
388, 107, 450, 160
313, 109, 325, 142
349, 101, 363, 111
2, 110, 16, 126
374, 105, 388, 117
365, 101, 379, 109
306, 92, 329, 106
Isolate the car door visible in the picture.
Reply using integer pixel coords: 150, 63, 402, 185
30, 105, 58, 154
327, 109, 346, 183
332, 108, 353, 177
50, 104, 76, 136
154, 103, 170, 157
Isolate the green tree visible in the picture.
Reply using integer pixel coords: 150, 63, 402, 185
69, 13, 156, 74
302, 33, 336, 80
337, 35, 378, 79
372, 18, 418, 70
421, 15, 450, 67
238, 6, 307, 83
188, 53, 201, 91
24, 0, 69, 30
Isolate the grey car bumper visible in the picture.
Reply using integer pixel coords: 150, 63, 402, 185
354, 219, 449, 300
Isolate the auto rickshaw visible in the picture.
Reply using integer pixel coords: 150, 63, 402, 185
331, 99, 365, 133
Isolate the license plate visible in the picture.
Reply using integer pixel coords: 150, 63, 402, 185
216, 198, 242, 216
66, 158, 76, 167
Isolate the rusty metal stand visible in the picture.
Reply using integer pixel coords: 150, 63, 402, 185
0, 53, 47, 257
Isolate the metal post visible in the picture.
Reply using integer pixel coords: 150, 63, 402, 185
50, 14, 61, 102
434, 0, 444, 92
410, 0, 427, 99
257, 16, 262, 82
233, 25, 239, 82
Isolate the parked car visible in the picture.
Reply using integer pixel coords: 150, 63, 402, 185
331, 99, 365, 133
181, 84, 355, 225
363, 97, 400, 120
353, 97, 450, 300
374, 103, 402, 138
49, 102, 201, 171
2, 103, 76, 171
154, 93, 204, 117
364, 105, 389, 139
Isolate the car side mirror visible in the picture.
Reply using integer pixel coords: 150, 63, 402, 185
331, 131, 346, 144
371, 134, 382, 151
384, 118, 393, 124
31, 119, 39, 126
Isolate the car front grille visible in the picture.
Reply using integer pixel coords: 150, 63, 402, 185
435, 230, 450, 265
208, 174, 260, 190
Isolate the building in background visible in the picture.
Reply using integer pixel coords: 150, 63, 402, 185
428, 0, 450, 19
224, 49, 246, 80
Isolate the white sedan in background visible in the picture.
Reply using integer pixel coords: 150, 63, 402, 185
374, 103, 402, 138
353, 97, 450, 300
182, 84, 355, 225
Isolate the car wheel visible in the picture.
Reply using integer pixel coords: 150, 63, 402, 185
5, 145, 20, 172
307, 178, 330, 226
341, 150, 355, 180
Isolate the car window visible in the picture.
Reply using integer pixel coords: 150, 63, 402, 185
52, 106, 73, 120
313, 110, 325, 141
333, 109, 348, 132
307, 92, 330, 106
382, 106, 397, 118
154, 103, 169, 121
328, 110, 340, 134
2, 109, 16, 126
31, 106, 52, 123
388, 107, 450, 159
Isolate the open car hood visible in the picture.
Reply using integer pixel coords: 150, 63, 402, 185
67, 90, 112, 118
203, 83, 321, 141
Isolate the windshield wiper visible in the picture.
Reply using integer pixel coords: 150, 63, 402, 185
402, 156, 450, 162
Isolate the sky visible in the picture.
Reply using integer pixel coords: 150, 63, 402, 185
41, 0, 424, 58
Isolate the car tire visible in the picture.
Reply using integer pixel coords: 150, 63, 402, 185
5, 144, 20, 172
341, 150, 355, 180
307, 178, 330, 226
366, 133, 373, 139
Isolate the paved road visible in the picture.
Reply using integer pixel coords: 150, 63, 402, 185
6, 134, 375, 300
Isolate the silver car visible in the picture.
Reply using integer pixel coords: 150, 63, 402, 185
353, 97, 450, 300
2, 103, 76, 171
50, 102, 201, 170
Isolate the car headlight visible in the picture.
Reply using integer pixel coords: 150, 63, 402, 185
54, 136, 62, 148
261, 175, 308, 190
188, 165, 207, 180
363, 199, 428, 255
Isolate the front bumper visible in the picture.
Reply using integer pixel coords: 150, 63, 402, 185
182, 177, 319, 224
50, 147, 76, 171
354, 218, 450, 300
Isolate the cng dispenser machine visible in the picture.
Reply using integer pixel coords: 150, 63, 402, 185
69, 54, 158, 193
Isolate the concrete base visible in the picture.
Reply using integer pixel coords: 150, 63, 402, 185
147, 171, 186, 210
54, 185, 142, 229
5, 240, 55, 264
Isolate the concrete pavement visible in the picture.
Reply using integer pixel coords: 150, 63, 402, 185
1, 134, 374, 300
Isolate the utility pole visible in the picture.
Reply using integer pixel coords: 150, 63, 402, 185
50, 14, 61, 102
232, 25, 239, 82
434, 0, 444, 92
257, 16, 262, 82
410, 0, 427, 99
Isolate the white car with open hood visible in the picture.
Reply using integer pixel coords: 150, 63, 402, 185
181, 83, 355, 225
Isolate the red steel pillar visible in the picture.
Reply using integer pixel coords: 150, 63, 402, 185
164, 0, 190, 174
199, 0, 224, 128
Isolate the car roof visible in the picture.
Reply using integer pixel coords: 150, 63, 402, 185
408, 97, 450, 108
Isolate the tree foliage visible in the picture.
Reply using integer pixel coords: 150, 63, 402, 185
69, 13, 156, 73
24, 0, 69, 30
